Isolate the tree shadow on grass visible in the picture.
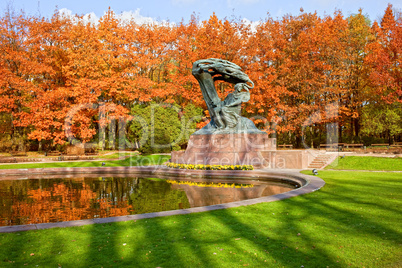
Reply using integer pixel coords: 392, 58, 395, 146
1, 171, 401, 267
0, 227, 73, 266
204, 204, 345, 267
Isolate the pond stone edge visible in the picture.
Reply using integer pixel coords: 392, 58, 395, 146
0, 166, 325, 233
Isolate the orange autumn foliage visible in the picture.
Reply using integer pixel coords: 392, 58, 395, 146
0, 5, 400, 149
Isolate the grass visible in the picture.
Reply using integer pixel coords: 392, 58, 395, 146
0, 169, 401, 267
0, 154, 171, 169
326, 156, 402, 171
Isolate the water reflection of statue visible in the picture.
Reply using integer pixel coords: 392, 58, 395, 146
192, 58, 263, 134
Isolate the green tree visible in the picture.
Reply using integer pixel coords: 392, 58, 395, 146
342, 10, 375, 140
360, 103, 402, 144
128, 103, 202, 154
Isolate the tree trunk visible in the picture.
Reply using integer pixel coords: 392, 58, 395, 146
98, 103, 106, 151
310, 126, 314, 148
388, 130, 392, 145
295, 130, 301, 149
118, 118, 126, 151
354, 117, 360, 138
350, 118, 354, 138
109, 118, 116, 150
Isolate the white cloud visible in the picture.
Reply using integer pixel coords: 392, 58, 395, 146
58, 8, 158, 25
241, 18, 260, 32
82, 12, 99, 25
58, 8, 100, 25
58, 8, 73, 18
116, 9, 157, 25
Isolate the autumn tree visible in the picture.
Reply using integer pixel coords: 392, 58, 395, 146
0, 6, 400, 151
362, 4, 402, 142
338, 10, 375, 141
0, 10, 37, 150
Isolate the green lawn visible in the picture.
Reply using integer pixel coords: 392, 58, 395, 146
0, 169, 401, 267
326, 156, 402, 171
0, 154, 170, 169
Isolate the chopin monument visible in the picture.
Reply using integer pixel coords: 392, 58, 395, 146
191, 58, 263, 134
171, 58, 276, 167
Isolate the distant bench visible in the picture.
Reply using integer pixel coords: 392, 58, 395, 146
85, 149, 99, 156
370, 143, 401, 148
319, 143, 352, 151
371, 144, 389, 147
85, 152, 98, 156
278, 144, 293, 149
319, 144, 339, 149
46, 151, 62, 156
391, 144, 402, 148
344, 144, 364, 149
391, 142, 402, 147
10, 151, 27, 157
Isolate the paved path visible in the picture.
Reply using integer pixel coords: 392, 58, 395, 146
0, 152, 138, 165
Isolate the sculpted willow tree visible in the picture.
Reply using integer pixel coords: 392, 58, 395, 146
171, 58, 276, 167
191, 58, 263, 134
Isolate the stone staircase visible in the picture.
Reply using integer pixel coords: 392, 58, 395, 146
308, 152, 337, 169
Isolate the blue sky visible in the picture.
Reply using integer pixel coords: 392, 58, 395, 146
1, 0, 401, 23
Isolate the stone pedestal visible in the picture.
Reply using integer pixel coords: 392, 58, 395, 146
259, 150, 318, 169
171, 133, 276, 168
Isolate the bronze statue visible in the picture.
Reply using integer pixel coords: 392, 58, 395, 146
192, 58, 263, 134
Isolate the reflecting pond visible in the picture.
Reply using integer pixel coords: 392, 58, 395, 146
0, 175, 296, 226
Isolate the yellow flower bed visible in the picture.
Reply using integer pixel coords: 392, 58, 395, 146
166, 180, 254, 188
165, 162, 254, 170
